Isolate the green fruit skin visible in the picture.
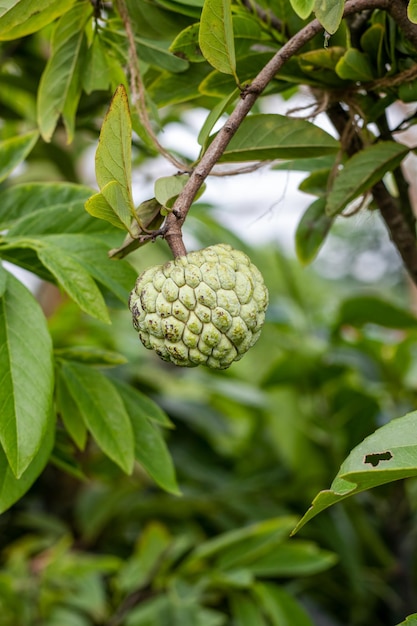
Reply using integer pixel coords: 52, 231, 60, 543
129, 244, 268, 369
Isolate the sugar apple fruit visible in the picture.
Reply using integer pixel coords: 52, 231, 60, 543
129, 243, 268, 369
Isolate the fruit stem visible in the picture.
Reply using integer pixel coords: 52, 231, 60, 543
165, 228, 187, 258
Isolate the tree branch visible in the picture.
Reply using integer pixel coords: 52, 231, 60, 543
163, 0, 391, 256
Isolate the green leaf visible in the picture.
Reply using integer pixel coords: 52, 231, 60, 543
108, 198, 165, 259
35, 241, 111, 324
314, 0, 344, 34
293, 410, 417, 535
60, 361, 134, 474
326, 142, 409, 216
0, 416, 54, 514
148, 63, 212, 107
37, 2, 91, 142
295, 197, 333, 265
254, 582, 314, 626
230, 594, 268, 626
185, 517, 297, 567
215, 114, 339, 162
0, 182, 97, 233
154, 174, 189, 208
95, 84, 133, 202
197, 89, 239, 148
199, 0, 237, 78
114, 381, 180, 494
117, 521, 172, 592
40, 233, 138, 304
55, 346, 127, 367
83, 36, 112, 94
0, 0, 75, 40
136, 37, 189, 72
0, 263, 6, 297
290, 0, 314, 19
0, 130, 38, 183
101, 180, 136, 232
396, 615, 417, 626
56, 372, 87, 450
335, 48, 375, 81
298, 168, 330, 196
246, 540, 337, 577
84, 190, 128, 231
113, 381, 173, 428
0, 272, 54, 477
335, 294, 417, 329
169, 23, 204, 63
408, 0, 417, 23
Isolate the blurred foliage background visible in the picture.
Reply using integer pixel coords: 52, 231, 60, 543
2, 1, 417, 625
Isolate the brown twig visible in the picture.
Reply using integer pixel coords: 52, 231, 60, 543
163, 0, 392, 257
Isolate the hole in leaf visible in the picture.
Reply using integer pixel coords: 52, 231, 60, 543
364, 450, 393, 467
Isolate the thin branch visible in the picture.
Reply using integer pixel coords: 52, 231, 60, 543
115, 0, 189, 172
163, 0, 391, 256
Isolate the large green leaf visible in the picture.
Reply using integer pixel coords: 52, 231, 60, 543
95, 84, 133, 202
0, 130, 38, 183
56, 371, 87, 450
137, 37, 189, 72
114, 381, 179, 494
295, 197, 334, 265
1, 236, 111, 323
314, 0, 344, 34
0, 415, 54, 514
0, 0, 75, 40
60, 361, 134, 474
0, 183, 112, 235
0, 263, 6, 297
326, 141, 409, 216
185, 517, 297, 569
37, 2, 92, 142
245, 540, 337, 577
254, 583, 314, 626
293, 410, 417, 534
0, 272, 54, 477
336, 294, 417, 329
40, 233, 138, 304
199, 0, 237, 78
215, 115, 339, 162
34, 240, 111, 324
230, 594, 268, 626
